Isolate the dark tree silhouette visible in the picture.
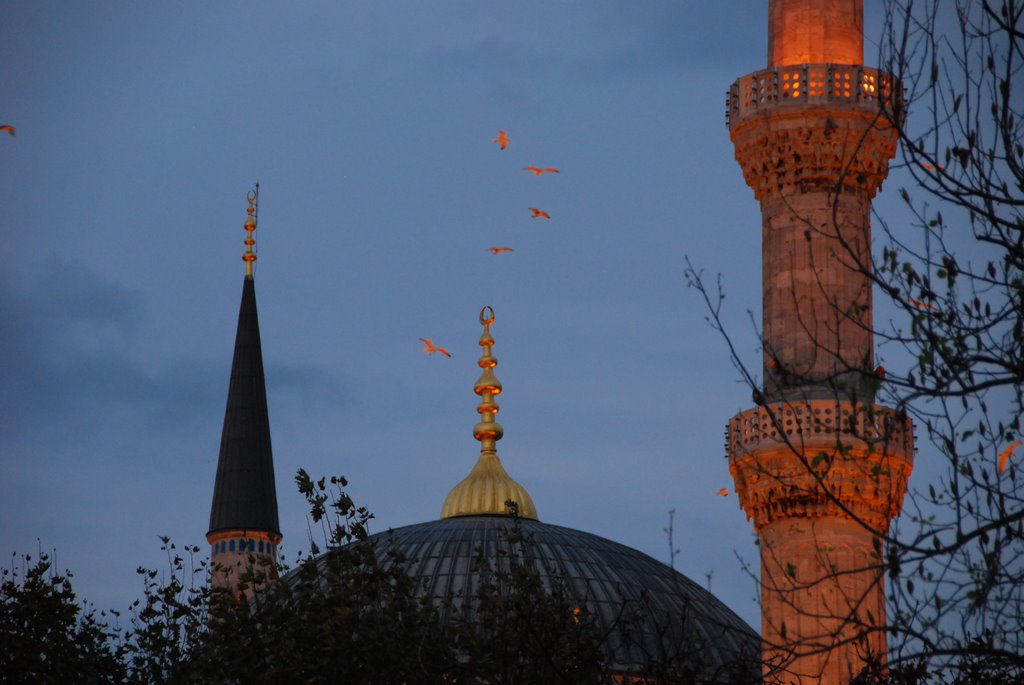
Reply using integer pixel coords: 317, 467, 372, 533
1, 553, 126, 684
2, 472, 760, 684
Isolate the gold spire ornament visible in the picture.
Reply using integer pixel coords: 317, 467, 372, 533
440, 307, 538, 520
243, 184, 259, 277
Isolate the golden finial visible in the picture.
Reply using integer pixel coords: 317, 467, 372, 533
441, 307, 538, 520
242, 183, 259, 277
473, 306, 502, 448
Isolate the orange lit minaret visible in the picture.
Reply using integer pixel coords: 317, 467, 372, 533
207, 186, 282, 595
725, 2, 914, 683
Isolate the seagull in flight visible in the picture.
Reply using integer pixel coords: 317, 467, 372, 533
908, 298, 939, 312
487, 247, 514, 255
529, 208, 550, 219
523, 166, 559, 176
0, 125, 15, 136
419, 338, 452, 358
716, 488, 730, 497
998, 441, 1021, 474
492, 130, 509, 150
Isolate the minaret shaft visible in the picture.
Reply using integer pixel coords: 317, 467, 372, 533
768, 0, 863, 67
762, 189, 872, 399
726, 4, 913, 683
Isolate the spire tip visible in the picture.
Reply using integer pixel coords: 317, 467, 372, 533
242, 184, 258, 277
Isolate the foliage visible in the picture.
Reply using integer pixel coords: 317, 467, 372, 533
1, 472, 760, 683
181, 472, 457, 684
439, 507, 609, 683
1, 553, 125, 684
871, 0, 1023, 675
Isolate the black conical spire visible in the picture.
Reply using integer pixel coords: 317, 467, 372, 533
208, 187, 280, 540
207, 275, 281, 536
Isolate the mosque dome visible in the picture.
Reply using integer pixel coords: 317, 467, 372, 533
280, 308, 758, 678
365, 515, 757, 675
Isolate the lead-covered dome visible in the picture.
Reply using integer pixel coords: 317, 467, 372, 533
280, 309, 758, 678
365, 515, 758, 675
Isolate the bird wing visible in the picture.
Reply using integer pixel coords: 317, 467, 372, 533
543, 168, 560, 173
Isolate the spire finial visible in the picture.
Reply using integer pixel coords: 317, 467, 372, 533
440, 307, 538, 520
242, 183, 259, 277
473, 306, 503, 450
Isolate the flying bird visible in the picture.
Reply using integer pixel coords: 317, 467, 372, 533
487, 247, 514, 255
716, 488, 730, 497
523, 166, 559, 176
492, 130, 509, 150
0, 125, 14, 136
529, 208, 550, 219
908, 298, 939, 312
418, 338, 452, 358
998, 440, 1021, 474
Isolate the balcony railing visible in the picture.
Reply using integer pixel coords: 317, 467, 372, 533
726, 64, 899, 129
726, 399, 915, 460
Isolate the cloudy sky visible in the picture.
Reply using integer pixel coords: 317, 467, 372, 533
2, 2, 926, 631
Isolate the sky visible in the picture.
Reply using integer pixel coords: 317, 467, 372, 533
1, 2, 929, 632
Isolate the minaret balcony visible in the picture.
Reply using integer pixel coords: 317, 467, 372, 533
726, 64, 900, 131
727, 400, 914, 458
726, 400, 915, 531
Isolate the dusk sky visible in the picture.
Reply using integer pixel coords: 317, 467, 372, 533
2, 2, 938, 631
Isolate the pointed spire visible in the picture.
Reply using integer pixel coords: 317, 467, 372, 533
440, 307, 538, 520
208, 188, 280, 541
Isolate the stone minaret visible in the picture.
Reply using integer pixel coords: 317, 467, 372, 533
207, 186, 282, 595
725, 2, 914, 683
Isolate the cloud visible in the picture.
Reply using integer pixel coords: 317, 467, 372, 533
570, 5, 765, 80
425, 36, 562, 80
0, 256, 345, 443
412, 4, 764, 101
0, 256, 141, 435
